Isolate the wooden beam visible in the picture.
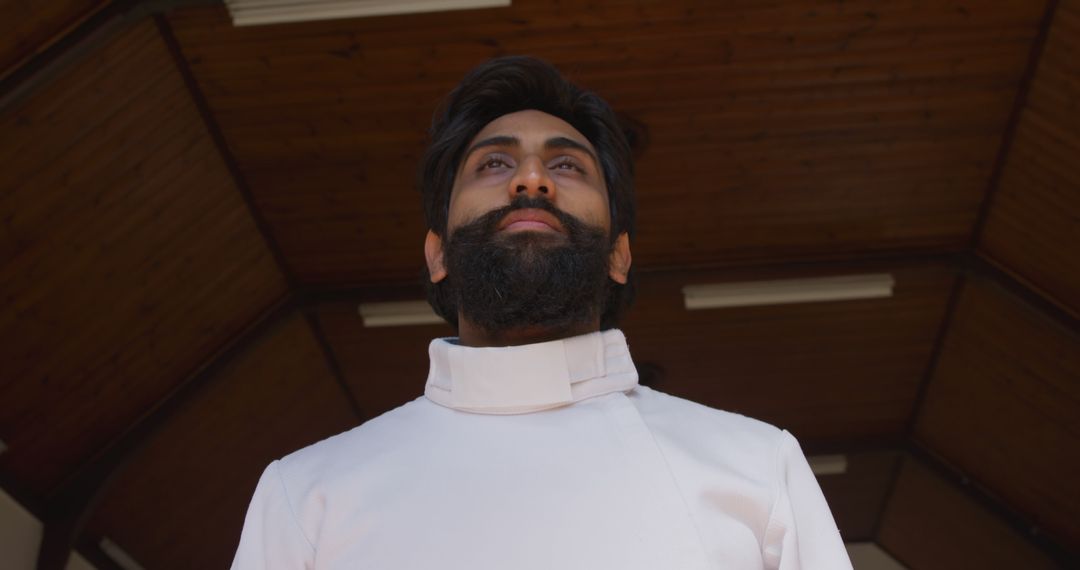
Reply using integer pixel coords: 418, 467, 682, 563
3, 6, 362, 568
903, 444, 1078, 567
154, 12, 301, 290
871, 268, 966, 541
901, 274, 966, 438
73, 535, 125, 570
301, 304, 368, 420
965, 254, 1079, 333
157, 9, 375, 431
0, 1, 300, 568
1, 0, 140, 110
0, 0, 216, 113
967, 0, 1063, 249
35, 294, 295, 570
0, 470, 46, 521
881, 247, 1078, 559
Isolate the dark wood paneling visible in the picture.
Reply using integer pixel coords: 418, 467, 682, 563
317, 299, 454, 418
0, 0, 110, 78
316, 260, 954, 446
878, 457, 1060, 570
88, 313, 358, 570
914, 278, 1080, 548
166, 0, 1045, 286
623, 261, 956, 445
818, 450, 900, 541
0, 21, 287, 495
979, 0, 1079, 316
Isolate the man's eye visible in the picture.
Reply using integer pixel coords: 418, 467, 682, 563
551, 159, 583, 172
478, 157, 510, 171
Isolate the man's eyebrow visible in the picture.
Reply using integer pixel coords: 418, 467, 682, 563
463, 135, 519, 162
461, 135, 599, 166
545, 136, 599, 165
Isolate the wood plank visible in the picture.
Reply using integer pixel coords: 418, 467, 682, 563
914, 277, 1080, 549
0, 21, 287, 496
878, 456, 1060, 570
165, 0, 1046, 285
622, 261, 956, 445
979, 0, 1080, 316
817, 450, 899, 541
88, 313, 358, 570
316, 298, 454, 418
0, 0, 110, 77
315, 259, 954, 446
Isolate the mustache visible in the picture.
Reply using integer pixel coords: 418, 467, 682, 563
450, 195, 596, 240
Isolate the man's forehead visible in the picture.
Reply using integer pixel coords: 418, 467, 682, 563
469, 109, 595, 152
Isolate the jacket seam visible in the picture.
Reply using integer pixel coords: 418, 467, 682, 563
760, 430, 788, 566
273, 460, 317, 554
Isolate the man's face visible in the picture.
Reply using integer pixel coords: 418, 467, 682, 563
424, 109, 632, 337
447, 110, 610, 237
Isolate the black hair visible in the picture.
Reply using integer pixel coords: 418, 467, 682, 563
419, 55, 637, 330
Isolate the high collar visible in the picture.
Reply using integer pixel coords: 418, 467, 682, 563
424, 329, 639, 414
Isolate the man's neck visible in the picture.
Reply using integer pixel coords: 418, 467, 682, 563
456, 317, 601, 347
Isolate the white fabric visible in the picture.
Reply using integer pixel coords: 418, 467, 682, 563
232, 329, 852, 570
424, 328, 638, 414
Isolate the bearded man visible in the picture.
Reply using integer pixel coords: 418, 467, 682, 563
232, 56, 852, 570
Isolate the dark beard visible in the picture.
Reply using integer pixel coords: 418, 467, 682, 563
442, 196, 613, 337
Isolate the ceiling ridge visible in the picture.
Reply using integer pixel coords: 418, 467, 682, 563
966, 0, 1063, 252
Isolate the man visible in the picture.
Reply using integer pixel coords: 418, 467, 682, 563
232, 57, 852, 569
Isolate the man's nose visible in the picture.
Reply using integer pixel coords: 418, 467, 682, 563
509, 156, 555, 200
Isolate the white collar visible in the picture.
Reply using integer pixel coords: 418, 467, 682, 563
424, 329, 639, 414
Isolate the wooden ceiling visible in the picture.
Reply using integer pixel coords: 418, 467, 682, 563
1, 0, 1077, 569
88, 312, 357, 569
166, 0, 1047, 285
915, 275, 1080, 548
978, 0, 1080, 313
0, 0, 110, 78
0, 19, 287, 496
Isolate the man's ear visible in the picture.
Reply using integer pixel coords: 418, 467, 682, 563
608, 232, 632, 285
425, 230, 447, 283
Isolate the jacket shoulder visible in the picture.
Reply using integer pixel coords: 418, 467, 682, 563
275, 396, 438, 489
629, 385, 788, 475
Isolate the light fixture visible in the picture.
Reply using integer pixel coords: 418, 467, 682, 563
100, 537, 144, 570
225, 0, 511, 26
682, 273, 895, 310
359, 300, 444, 327
806, 454, 849, 476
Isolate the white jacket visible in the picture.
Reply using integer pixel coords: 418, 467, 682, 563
232, 329, 852, 570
